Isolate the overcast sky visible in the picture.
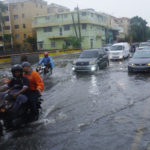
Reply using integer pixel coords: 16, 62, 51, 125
47, 0, 150, 25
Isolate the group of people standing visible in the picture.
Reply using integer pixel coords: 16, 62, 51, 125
0, 52, 54, 121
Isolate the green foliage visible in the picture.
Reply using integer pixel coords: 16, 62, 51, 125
65, 36, 84, 48
3, 34, 13, 44
0, 1, 6, 27
125, 34, 131, 42
62, 43, 68, 49
24, 36, 37, 44
131, 16, 150, 42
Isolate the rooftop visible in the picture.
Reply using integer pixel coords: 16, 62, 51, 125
47, 3, 70, 11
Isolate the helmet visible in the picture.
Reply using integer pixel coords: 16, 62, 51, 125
11, 64, 23, 77
44, 52, 48, 56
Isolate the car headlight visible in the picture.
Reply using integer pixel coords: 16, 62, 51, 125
128, 63, 134, 66
89, 60, 96, 65
73, 61, 76, 65
148, 63, 150, 66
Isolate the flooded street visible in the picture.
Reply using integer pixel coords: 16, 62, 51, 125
1, 53, 150, 150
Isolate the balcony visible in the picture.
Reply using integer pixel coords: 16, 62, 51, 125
32, 15, 107, 28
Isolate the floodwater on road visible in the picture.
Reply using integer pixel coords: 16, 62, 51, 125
1, 53, 150, 150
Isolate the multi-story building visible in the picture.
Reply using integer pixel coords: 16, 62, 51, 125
0, 0, 47, 51
32, 9, 108, 50
117, 17, 131, 36
47, 3, 70, 14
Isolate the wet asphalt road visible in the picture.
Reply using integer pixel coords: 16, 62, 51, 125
1, 53, 150, 150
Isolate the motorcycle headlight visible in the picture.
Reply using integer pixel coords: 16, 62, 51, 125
148, 63, 150, 66
73, 61, 76, 65
89, 60, 96, 65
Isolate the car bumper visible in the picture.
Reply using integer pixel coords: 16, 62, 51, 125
128, 66, 150, 72
72, 64, 97, 72
109, 55, 123, 60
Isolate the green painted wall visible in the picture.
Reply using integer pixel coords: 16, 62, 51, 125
35, 10, 107, 50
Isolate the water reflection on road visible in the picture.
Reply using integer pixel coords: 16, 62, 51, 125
1, 53, 150, 150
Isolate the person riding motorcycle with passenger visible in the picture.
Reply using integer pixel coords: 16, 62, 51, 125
38, 52, 54, 73
21, 62, 44, 120
0, 64, 29, 109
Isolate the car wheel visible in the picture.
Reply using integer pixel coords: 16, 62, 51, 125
128, 66, 132, 72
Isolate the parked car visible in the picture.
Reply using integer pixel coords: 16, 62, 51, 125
72, 48, 109, 72
138, 42, 150, 50
128, 50, 150, 72
109, 42, 130, 60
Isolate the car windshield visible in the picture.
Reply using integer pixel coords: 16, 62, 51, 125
79, 51, 98, 58
111, 45, 123, 51
132, 51, 150, 58
139, 43, 149, 47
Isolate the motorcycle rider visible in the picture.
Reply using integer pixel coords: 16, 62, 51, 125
38, 52, 54, 73
21, 62, 44, 120
0, 64, 29, 108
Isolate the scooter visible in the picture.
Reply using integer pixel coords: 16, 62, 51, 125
0, 85, 43, 138
36, 65, 52, 76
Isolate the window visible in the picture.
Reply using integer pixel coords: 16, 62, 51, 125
0, 36, 2, 41
22, 14, 25, 18
37, 14, 38, 16
91, 13, 93, 17
41, 5, 42, 8
39, 42, 43, 49
3, 26, 10, 30
44, 27, 52, 32
3, 16, 9, 21
24, 34, 26, 38
65, 41, 70, 47
97, 15, 100, 18
14, 15, 18, 20
64, 14, 67, 18
24, 44, 27, 48
45, 16, 50, 20
51, 42, 55, 48
14, 25, 19, 29
23, 24, 26, 28
16, 44, 21, 49
57, 14, 59, 18
13, 5, 17, 9
36, 4, 38, 7
102, 27, 104, 31
15, 35, 20, 39
64, 25, 70, 31
82, 12, 86, 16
82, 24, 86, 29
21, 3, 24, 8
5, 6, 8, 11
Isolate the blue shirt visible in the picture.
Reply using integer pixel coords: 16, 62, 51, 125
38, 56, 54, 68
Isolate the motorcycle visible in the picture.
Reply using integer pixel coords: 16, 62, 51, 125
0, 85, 43, 138
36, 65, 52, 76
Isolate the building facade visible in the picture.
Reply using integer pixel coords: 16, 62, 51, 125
0, 0, 47, 51
32, 9, 108, 50
117, 17, 131, 36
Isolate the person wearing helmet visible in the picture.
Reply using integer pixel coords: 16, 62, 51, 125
0, 64, 29, 109
38, 52, 54, 73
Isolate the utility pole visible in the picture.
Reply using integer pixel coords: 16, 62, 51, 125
77, 6, 81, 48
71, 13, 78, 37
132, 24, 133, 44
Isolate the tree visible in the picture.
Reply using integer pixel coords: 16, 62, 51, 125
3, 34, 13, 50
24, 36, 37, 50
65, 36, 84, 48
131, 16, 148, 42
0, 1, 6, 30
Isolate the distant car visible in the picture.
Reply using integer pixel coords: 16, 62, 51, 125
72, 48, 109, 72
103, 44, 112, 53
128, 50, 150, 72
109, 42, 130, 60
138, 42, 150, 50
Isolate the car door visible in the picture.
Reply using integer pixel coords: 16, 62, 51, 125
98, 49, 105, 68
102, 48, 108, 66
